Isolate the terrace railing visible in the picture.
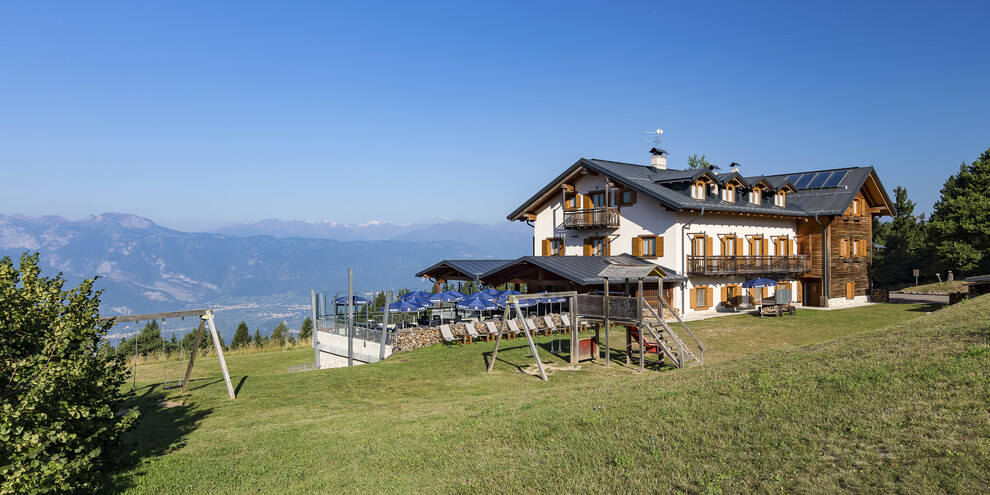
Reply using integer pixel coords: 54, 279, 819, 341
562, 207, 620, 229
686, 255, 810, 276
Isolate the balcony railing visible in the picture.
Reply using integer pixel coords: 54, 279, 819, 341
562, 207, 620, 229
686, 255, 811, 276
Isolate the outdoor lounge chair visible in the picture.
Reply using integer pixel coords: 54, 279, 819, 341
522, 318, 540, 336
543, 315, 560, 334
484, 321, 499, 341
438, 324, 458, 344
464, 322, 481, 344
506, 319, 523, 339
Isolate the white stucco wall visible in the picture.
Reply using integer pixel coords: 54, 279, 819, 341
530, 174, 803, 315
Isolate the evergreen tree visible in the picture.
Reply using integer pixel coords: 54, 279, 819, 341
687, 154, 718, 170
373, 291, 386, 312
872, 186, 931, 287
928, 146, 990, 274
253, 329, 263, 346
299, 317, 313, 343
272, 321, 288, 347
232, 321, 251, 349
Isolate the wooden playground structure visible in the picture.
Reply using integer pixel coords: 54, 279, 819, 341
106, 309, 236, 400
487, 264, 705, 381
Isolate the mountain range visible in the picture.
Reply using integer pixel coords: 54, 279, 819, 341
0, 213, 531, 338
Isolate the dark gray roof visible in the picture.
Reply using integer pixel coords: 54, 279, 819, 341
480, 254, 686, 286
415, 259, 514, 280
509, 157, 891, 221
964, 275, 990, 284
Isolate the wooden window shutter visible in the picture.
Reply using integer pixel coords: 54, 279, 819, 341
632, 237, 642, 257
689, 289, 697, 309
790, 239, 795, 256
720, 286, 727, 303
840, 239, 849, 257
706, 236, 714, 256
797, 281, 803, 302
583, 239, 592, 256
736, 237, 744, 256
604, 237, 611, 256
582, 195, 593, 209
761, 287, 768, 299
748, 288, 756, 302
541, 239, 550, 256
761, 238, 769, 257
706, 288, 714, 309
657, 236, 664, 257
846, 281, 854, 299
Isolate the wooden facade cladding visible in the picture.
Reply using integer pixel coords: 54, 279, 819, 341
796, 220, 827, 278
826, 191, 872, 298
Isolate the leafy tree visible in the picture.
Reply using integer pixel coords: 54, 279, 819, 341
298, 317, 313, 343
687, 154, 719, 171
231, 321, 251, 349
1, 253, 138, 492
271, 321, 288, 347
253, 329, 263, 346
872, 186, 932, 287
928, 146, 990, 274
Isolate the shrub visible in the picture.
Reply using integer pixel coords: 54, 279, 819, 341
0, 253, 138, 493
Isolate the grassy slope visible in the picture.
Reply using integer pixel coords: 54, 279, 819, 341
115, 302, 988, 494
901, 281, 968, 293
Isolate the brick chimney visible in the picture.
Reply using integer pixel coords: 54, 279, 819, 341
650, 148, 667, 170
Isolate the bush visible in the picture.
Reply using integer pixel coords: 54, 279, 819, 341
0, 253, 138, 493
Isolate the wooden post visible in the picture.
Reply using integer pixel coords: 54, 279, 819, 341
181, 318, 206, 393
206, 312, 236, 400
603, 278, 610, 367
513, 299, 547, 381
638, 279, 645, 373
487, 304, 512, 373
569, 294, 579, 365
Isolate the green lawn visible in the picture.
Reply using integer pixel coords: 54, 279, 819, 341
114, 301, 989, 493
901, 280, 968, 293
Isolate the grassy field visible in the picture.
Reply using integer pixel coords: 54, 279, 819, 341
114, 301, 988, 493
900, 280, 969, 293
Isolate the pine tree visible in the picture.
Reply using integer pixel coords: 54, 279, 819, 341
253, 329, 263, 346
929, 146, 990, 274
232, 321, 251, 349
872, 186, 931, 287
271, 321, 288, 347
298, 317, 313, 343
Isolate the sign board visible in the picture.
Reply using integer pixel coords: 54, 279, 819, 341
913, 269, 920, 277
574, 295, 640, 321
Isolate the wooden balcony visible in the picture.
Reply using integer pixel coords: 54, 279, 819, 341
562, 208, 620, 229
686, 255, 811, 276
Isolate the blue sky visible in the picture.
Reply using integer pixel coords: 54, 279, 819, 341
2, 1, 987, 231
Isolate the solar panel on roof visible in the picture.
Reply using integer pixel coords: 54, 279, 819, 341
806, 172, 829, 188
821, 171, 847, 187
794, 174, 814, 188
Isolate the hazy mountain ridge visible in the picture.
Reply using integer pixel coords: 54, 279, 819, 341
0, 213, 522, 334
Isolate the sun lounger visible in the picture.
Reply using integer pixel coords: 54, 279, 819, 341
543, 315, 559, 334
522, 318, 540, 336
484, 321, 499, 341
438, 324, 458, 344
506, 319, 522, 339
464, 323, 480, 344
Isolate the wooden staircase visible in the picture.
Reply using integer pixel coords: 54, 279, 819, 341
638, 296, 705, 369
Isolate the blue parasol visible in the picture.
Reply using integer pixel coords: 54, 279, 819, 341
400, 290, 431, 302
741, 278, 778, 289
388, 300, 422, 313
334, 295, 370, 306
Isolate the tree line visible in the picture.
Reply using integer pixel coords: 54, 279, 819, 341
873, 146, 990, 287
115, 317, 315, 357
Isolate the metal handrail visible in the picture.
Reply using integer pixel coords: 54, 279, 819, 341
686, 255, 810, 275
562, 207, 620, 229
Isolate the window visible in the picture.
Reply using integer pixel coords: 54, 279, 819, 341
750, 236, 765, 256
633, 235, 661, 258
618, 189, 636, 206
750, 187, 762, 204
692, 234, 708, 256
584, 236, 608, 256
589, 191, 606, 208
721, 235, 737, 256
723, 284, 741, 306
564, 193, 578, 210
848, 198, 866, 217
691, 180, 706, 200
775, 190, 786, 207
724, 184, 735, 203
696, 288, 708, 308
840, 239, 850, 257
542, 238, 564, 256
775, 236, 791, 256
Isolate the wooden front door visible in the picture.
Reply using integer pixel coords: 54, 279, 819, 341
803, 280, 822, 307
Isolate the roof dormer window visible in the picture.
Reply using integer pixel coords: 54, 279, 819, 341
691, 180, 706, 200
775, 190, 786, 207
750, 187, 761, 205
724, 184, 736, 203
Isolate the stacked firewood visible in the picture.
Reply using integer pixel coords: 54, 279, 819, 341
395, 327, 440, 351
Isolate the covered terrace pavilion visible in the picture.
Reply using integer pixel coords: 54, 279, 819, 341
476, 254, 687, 314
415, 259, 515, 292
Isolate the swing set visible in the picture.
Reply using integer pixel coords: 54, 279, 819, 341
107, 309, 236, 400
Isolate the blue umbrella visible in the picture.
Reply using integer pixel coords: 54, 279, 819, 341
388, 300, 422, 313
741, 278, 778, 288
457, 295, 497, 311
401, 290, 431, 302
406, 296, 432, 309
334, 295, 370, 306
479, 288, 500, 297
537, 292, 566, 304
498, 289, 522, 297
497, 294, 536, 308
428, 290, 465, 303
